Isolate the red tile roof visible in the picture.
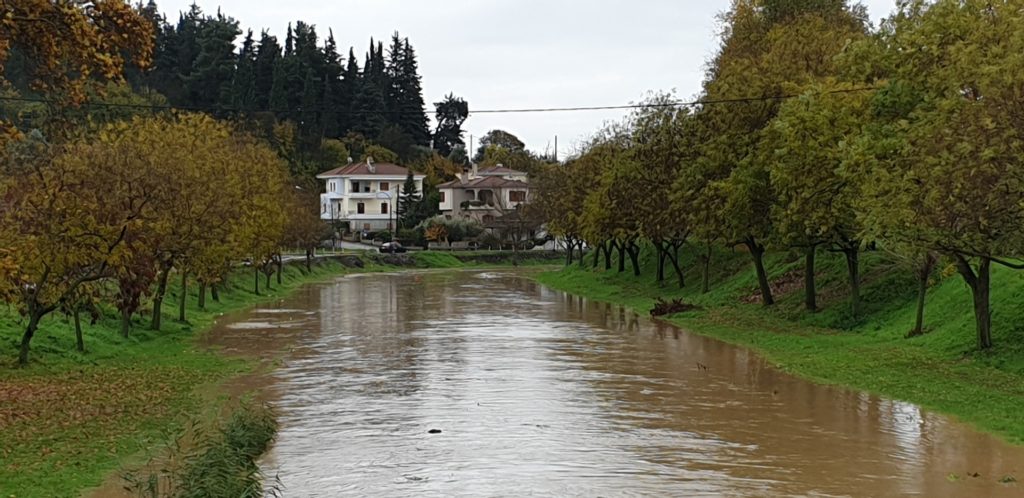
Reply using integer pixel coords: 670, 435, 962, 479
478, 165, 527, 175
316, 161, 419, 178
437, 176, 530, 189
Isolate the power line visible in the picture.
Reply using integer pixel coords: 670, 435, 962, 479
0, 86, 881, 116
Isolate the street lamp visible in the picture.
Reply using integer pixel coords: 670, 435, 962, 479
375, 189, 393, 239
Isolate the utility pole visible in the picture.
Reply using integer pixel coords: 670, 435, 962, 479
554, 135, 558, 162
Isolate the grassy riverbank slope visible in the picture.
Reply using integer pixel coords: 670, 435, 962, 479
0, 250, 557, 497
536, 246, 1024, 445
0, 259, 367, 498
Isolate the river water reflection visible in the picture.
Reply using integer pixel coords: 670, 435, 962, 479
209, 270, 1023, 497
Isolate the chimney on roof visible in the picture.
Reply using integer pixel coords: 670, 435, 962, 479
346, 156, 353, 164
366, 156, 375, 173
460, 166, 468, 185
471, 162, 478, 178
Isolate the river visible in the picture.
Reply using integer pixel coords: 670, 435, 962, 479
208, 270, 1024, 497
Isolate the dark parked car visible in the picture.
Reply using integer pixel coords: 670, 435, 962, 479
379, 241, 407, 254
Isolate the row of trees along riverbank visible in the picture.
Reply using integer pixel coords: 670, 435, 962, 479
0, 0, 487, 366
531, 0, 1024, 352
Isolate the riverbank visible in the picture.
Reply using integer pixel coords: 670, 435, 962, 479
0, 251, 557, 498
536, 246, 1024, 446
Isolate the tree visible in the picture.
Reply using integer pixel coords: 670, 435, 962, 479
474, 129, 525, 162
283, 186, 330, 272
696, 0, 867, 306
767, 85, 872, 315
397, 172, 421, 228
852, 0, 1024, 349
433, 93, 469, 156
0, 0, 154, 140
0, 131, 151, 365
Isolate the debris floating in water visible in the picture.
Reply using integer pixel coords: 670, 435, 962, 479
428, 429, 442, 434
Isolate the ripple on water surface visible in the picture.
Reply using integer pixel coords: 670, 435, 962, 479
205, 271, 1024, 498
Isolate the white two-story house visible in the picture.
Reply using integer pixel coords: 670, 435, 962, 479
318, 157, 425, 232
437, 164, 531, 225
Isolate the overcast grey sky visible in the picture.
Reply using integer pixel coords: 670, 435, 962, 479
158, 0, 897, 158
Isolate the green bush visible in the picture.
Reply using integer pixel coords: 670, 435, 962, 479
123, 402, 279, 498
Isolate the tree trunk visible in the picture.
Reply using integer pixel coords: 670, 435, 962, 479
701, 243, 712, 294
265, 269, 272, 290
667, 244, 685, 289
211, 284, 220, 302
121, 308, 132, 338
565, 240, 574, 266
955, 255, 993, 350
603, 241, 612, 270
276, 255, 283, 285
577, 243, 585, 267
198, 281, 207, 311
745, 238, 774, 306
655, 241, 666, 283
150, 260, 172, 331
592, 241, 603, 269
805, 245, 817, 312
617, 241, 626, 273
627, 241, 641, 276
910, 254, 936, 337
253, 267, 260, 295
178, 271, 187, 322
305, 249, 313, 272
74, 309, 84, 353
843, 246, 861, 318
18, 312, 41, 366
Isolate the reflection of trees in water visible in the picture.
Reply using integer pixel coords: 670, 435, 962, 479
537, 289, 1021, 495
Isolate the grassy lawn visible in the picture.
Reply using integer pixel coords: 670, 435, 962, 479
536, 245, 1024, 445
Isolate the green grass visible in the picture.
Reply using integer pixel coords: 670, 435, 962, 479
0, 258, 379, 498
537, 245, 1024, 445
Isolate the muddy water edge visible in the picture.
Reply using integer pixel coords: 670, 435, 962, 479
204, 269, 1022, 497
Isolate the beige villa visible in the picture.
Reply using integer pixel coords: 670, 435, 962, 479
436, 164, 531, 224
317, 157, 425, 232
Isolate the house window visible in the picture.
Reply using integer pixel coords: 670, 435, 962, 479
357, 202, 365, 214
381, 202, 389, 214
440, 191, 446, 202
363, 223, 371, 231
379, 182, 390, 192
351, 181, 360, 192
510, 190, 526, 202
482, 214, 495, 224
363, 183, 371, 192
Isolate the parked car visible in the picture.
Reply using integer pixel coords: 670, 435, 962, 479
379, 241, 407, 254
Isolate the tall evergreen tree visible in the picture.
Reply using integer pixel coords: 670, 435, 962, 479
433, 93, 469, 156
397, 171, 421, 228
384, 33, 430, 146
185, 9, 240, 111
320, 29, 343, 137
253, 31, 281, 108
228, 29, 257, 112
268, 57, 288, 114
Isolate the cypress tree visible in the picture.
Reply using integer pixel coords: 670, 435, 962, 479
253, 31, 281, 108
228, 29, 257, 113
397, 171, 421, 228
186, 9, 240, 112
398, 38, 430, 145
268, 58, 288, 115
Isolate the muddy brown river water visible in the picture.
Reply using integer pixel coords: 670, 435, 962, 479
208, 270, 1024, 497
